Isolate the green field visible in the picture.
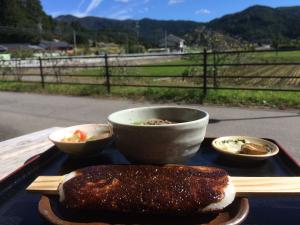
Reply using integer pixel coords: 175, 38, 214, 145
72, 52, 300, 89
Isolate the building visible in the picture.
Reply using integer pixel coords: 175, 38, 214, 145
0, 40, 73, 56
0, 45, 7, 53
254, 44, 272, 51
159, 34, 185, 52
0, 43, 44, 52
0, 53, 11, 60
39, 40, 73, 51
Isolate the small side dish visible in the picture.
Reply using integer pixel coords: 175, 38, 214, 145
49, 124, 112, 156
212, 136, 279, 161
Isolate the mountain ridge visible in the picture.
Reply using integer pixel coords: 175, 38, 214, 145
56, 5, 300, 43
1, 2, 300, 46
207, 5, 300, 42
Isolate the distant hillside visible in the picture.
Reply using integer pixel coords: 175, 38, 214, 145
1, 1, 300, 47
207, 5, 300, 43
57, 5, 300, 45
0, 0, 54, 43
56, 16, 203, 45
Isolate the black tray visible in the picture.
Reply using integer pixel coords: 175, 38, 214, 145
0, 137, 300, 225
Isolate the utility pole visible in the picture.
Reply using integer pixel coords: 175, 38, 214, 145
73, 30, 77, 55
125, 33, 129, 53
37, 18, 43, 42
135, 21, 140, 45
164, 30, 168, 50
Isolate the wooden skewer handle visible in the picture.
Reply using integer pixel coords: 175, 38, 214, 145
232, 177, 300, 197
26, 176, 300, 197
27, 176, 64, 194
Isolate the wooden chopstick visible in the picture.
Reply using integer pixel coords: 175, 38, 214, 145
26, 176, 300, 197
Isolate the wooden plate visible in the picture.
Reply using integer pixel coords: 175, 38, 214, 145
212, 136, 279, 162
38, 195, 249, 225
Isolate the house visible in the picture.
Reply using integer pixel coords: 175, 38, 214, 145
159, 34, 185, 52
0, 53, 11, 60
0, 43, 44, 51
0, 45, 7, 53
39, 40, 73, 51
255, 44, 272, 51
0, 41, 73, 52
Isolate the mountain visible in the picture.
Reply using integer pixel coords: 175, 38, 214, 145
0, 0, 54, 43
207, 5, 300, 43
1, 1, 300, 47
56, 16, 203, 45
56, 5, 300, 45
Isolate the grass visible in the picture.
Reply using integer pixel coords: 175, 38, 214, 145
247, 50, 300, 62
207, 50, 300, 65
204, 89, 300, 109
0, 82, 107, 96
0, 81, 299, 109
78, 59, 199, 77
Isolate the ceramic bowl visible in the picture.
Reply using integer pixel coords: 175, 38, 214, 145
48, 124, 112, 157
212, 136, 279, 162
108, 106, 209, 164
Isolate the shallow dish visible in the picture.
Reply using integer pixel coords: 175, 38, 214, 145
108, 106, 209, 164
39, 195, 249, 225
212, 136, 279, 161
48, 124, 112, 157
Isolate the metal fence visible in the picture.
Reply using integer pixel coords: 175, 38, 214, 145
1, 49, 300, 95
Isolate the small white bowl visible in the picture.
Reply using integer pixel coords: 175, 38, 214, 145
108, 106, 209, 164
49, 124, 112, 157
212, 136, 279, 162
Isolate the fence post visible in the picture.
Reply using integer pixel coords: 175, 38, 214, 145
203, 49, 207, 96
213, 51, 217, 88
39, 57, 45, 88
104, 53, 110, 93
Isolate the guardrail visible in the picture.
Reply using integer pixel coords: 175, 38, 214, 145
1, 49, 300, 96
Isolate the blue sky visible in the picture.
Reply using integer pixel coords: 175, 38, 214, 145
41, 0, 300, 22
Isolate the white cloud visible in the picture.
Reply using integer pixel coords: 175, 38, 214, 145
109, 9, 132, 19
195, 8, 211, 14
85, 0, 103, 14
168, 0, 184, 5
72, 0, 103, 17
73, 0, 149, 19
108, 0, 150, 19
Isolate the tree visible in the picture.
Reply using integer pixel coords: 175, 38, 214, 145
0, 0, 54, 43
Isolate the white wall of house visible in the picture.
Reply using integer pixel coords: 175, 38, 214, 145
0, 54, 11, 60
179, 40, 184, 48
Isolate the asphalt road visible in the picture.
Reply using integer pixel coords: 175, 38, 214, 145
0, 91, 299, 162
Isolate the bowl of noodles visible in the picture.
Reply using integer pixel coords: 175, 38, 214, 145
108, 106, 209, 164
